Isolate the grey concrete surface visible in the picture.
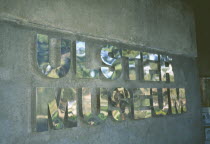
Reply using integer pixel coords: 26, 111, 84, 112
0, 20, 201, 144
0, 0, 201, 143
0, 0, 197, 57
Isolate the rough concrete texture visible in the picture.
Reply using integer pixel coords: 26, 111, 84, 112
0, 20, 201, 144
0, 0, 197, 57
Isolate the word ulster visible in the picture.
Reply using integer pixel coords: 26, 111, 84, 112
36, 34, 174, 82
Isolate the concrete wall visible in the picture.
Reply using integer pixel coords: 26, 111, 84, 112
0, 0, 197, 57
0, 0, 201, 144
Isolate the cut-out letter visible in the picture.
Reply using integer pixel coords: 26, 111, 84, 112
36, 34, 71, 78
133, 88, 152, 119
36, 88, 77, 132
101, 46, 122, 80
122, 49, 140, 80
76, 41, 99, 78
143, 52, 160, 81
